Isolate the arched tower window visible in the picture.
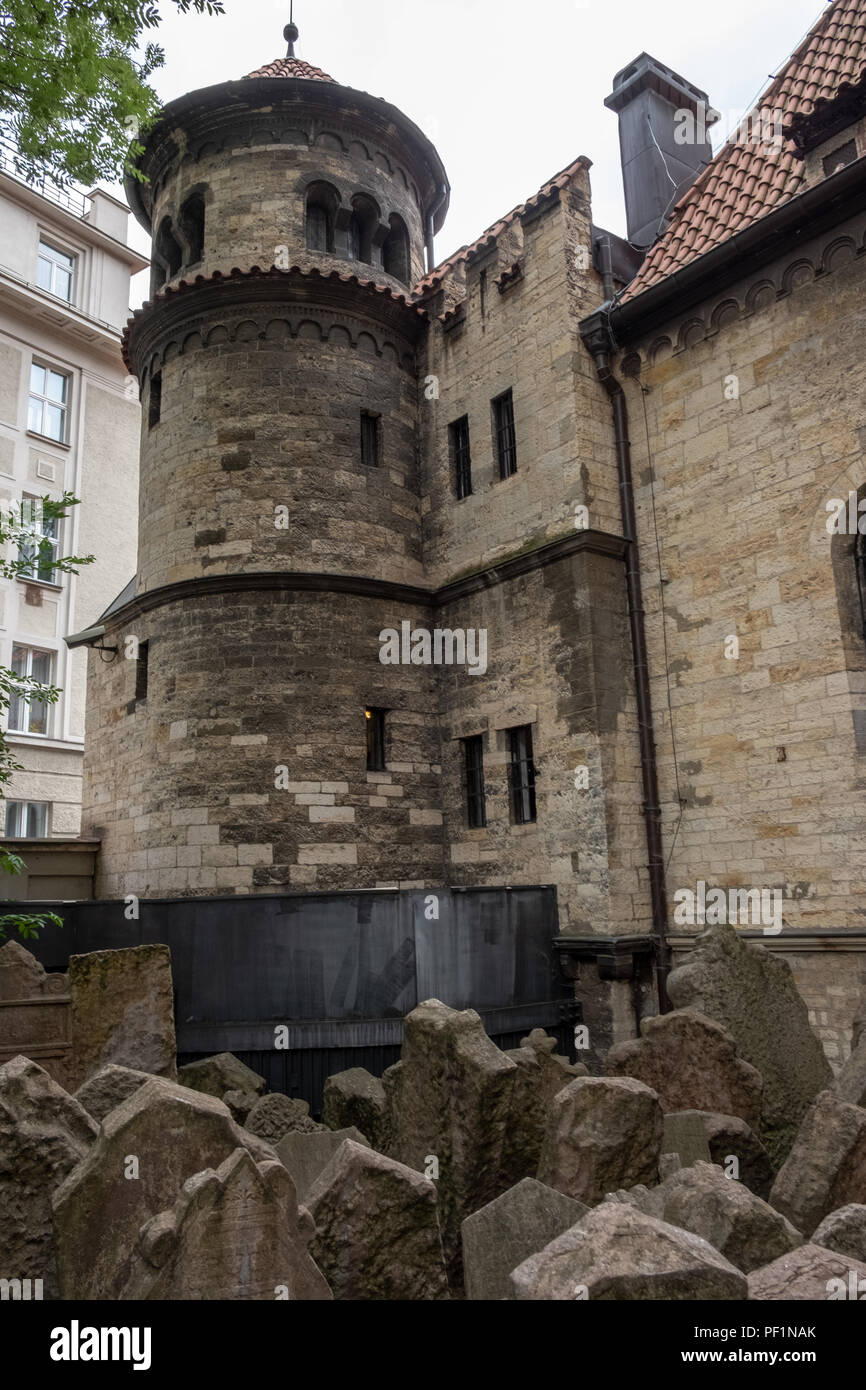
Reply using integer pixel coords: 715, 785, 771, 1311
382, 213, 410, 284
179, 191, 206, 267
305, 183, 339, 253
151, 216, 183, 296
348, 214, 363, 262
347, 195, 379, 265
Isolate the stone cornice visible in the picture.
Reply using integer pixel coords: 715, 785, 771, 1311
87, 528, 627, 635
668, 930, 866, 953
122, 264, 428, 375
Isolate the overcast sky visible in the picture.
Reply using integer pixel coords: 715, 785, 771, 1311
122, 0, 830, 301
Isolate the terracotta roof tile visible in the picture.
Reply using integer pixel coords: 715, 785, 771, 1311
121, 265, 426, 371
622, 0, 866, 304
412, 156, 590, 297
243, 56, 336, 83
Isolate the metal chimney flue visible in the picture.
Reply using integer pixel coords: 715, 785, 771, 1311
606, 53, 718, 251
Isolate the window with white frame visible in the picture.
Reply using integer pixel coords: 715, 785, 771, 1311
28, 363, 69, 443
19, 496, 59, 584
4, 800, 49, 837
36, 240, 75, 302
8, 645, 54, 735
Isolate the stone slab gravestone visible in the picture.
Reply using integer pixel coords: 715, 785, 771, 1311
125, 1148, 332, 1300
0, 1055, 97, 1299
305, 1139, 449, 1300
510, 1203, 747, 1300
666, 923, 832, 1169
52, 1076, 277, 1299
462, 1178, 588, 1301
0, 940, 71, 1087
276, 1126, 371, 1205
68, 944, 176, 1089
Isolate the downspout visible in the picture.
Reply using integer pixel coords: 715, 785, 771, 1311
425, 184, 448, 275
596, 233, 615, 302
588, 341, 671, 1011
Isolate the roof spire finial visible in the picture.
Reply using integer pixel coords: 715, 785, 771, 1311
284, 2, 299, 58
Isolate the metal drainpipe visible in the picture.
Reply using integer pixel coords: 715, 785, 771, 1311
425, 184, 448, 275
591, 347, 671, 1011
597, 234, 615, 302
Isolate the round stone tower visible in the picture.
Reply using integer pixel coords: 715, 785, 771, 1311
82, 29, 451, 899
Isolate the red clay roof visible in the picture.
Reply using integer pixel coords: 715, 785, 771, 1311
122, 265, 426, 372
413, 156, 591, 296
243, 56, 336, 83
622, 0, 866, 303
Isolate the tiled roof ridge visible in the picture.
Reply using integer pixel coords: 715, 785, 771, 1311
412, 155, 590, 297
122, 264, 427, 368
243, 56, 336, 83
621, 0, 866, 303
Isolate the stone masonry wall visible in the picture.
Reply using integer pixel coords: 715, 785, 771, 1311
622, 210, 866, 935
83, 588, 445, 898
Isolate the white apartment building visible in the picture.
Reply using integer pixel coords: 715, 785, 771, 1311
0, 142, 146, 839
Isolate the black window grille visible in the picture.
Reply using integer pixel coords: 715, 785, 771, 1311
508, 724, 537, 824
493, 388, 517, 478
360, 411, 380, 467
450, 416, 472, 500
464, 735, 486, 828
135, 640, 149, 701
366, 708, 386, 772
148, 374, 162, 429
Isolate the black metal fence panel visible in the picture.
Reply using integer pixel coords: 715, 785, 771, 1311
22, 886, 573, 1110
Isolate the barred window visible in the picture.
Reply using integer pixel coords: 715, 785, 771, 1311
464, 734, 486, 828
493, 388, 517, 479
508, 724, 537, 824
450, 415, 472, 500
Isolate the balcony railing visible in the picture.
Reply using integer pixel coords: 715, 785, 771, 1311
0, 135, 87, 218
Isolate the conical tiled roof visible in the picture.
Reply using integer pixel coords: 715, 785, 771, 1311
622, 0, 866, 303
244, 55, 336, 82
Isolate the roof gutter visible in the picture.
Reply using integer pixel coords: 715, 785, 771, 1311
580, 312, 671, 1011
606, 152, 866, 343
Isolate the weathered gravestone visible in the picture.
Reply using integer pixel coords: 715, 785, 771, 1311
0, 1055, 97, 1299
661, 1112, 712, 1169
666, 923, 832, 1168
125, 1148, 332, 1300
0, 940, 71, 1087
834, 1033, 866, 1108
245, 1093, 324, 1141
748, 1244, 866, 1300
305, 1140, 449, 1300
383, 999, 517, 1286
462, 1178, 588, 1301
811, 1204, 866, 1263
695, 1111, 774, 1200
536, 1076, 664, 1205
178, 1052, 266, 1100
74, 1064, 153, 1123
769, 1088, 866, 1236
510, 1203, 747, 1300
52, 1076, 276, 1299
606, 1010, 762, 1128
68, 945, 176, 1088
500, 1030, 588, 1185
276, 1126, 370, 1205
322, 1067, 385, 1148
647, 1161, 802, 1273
